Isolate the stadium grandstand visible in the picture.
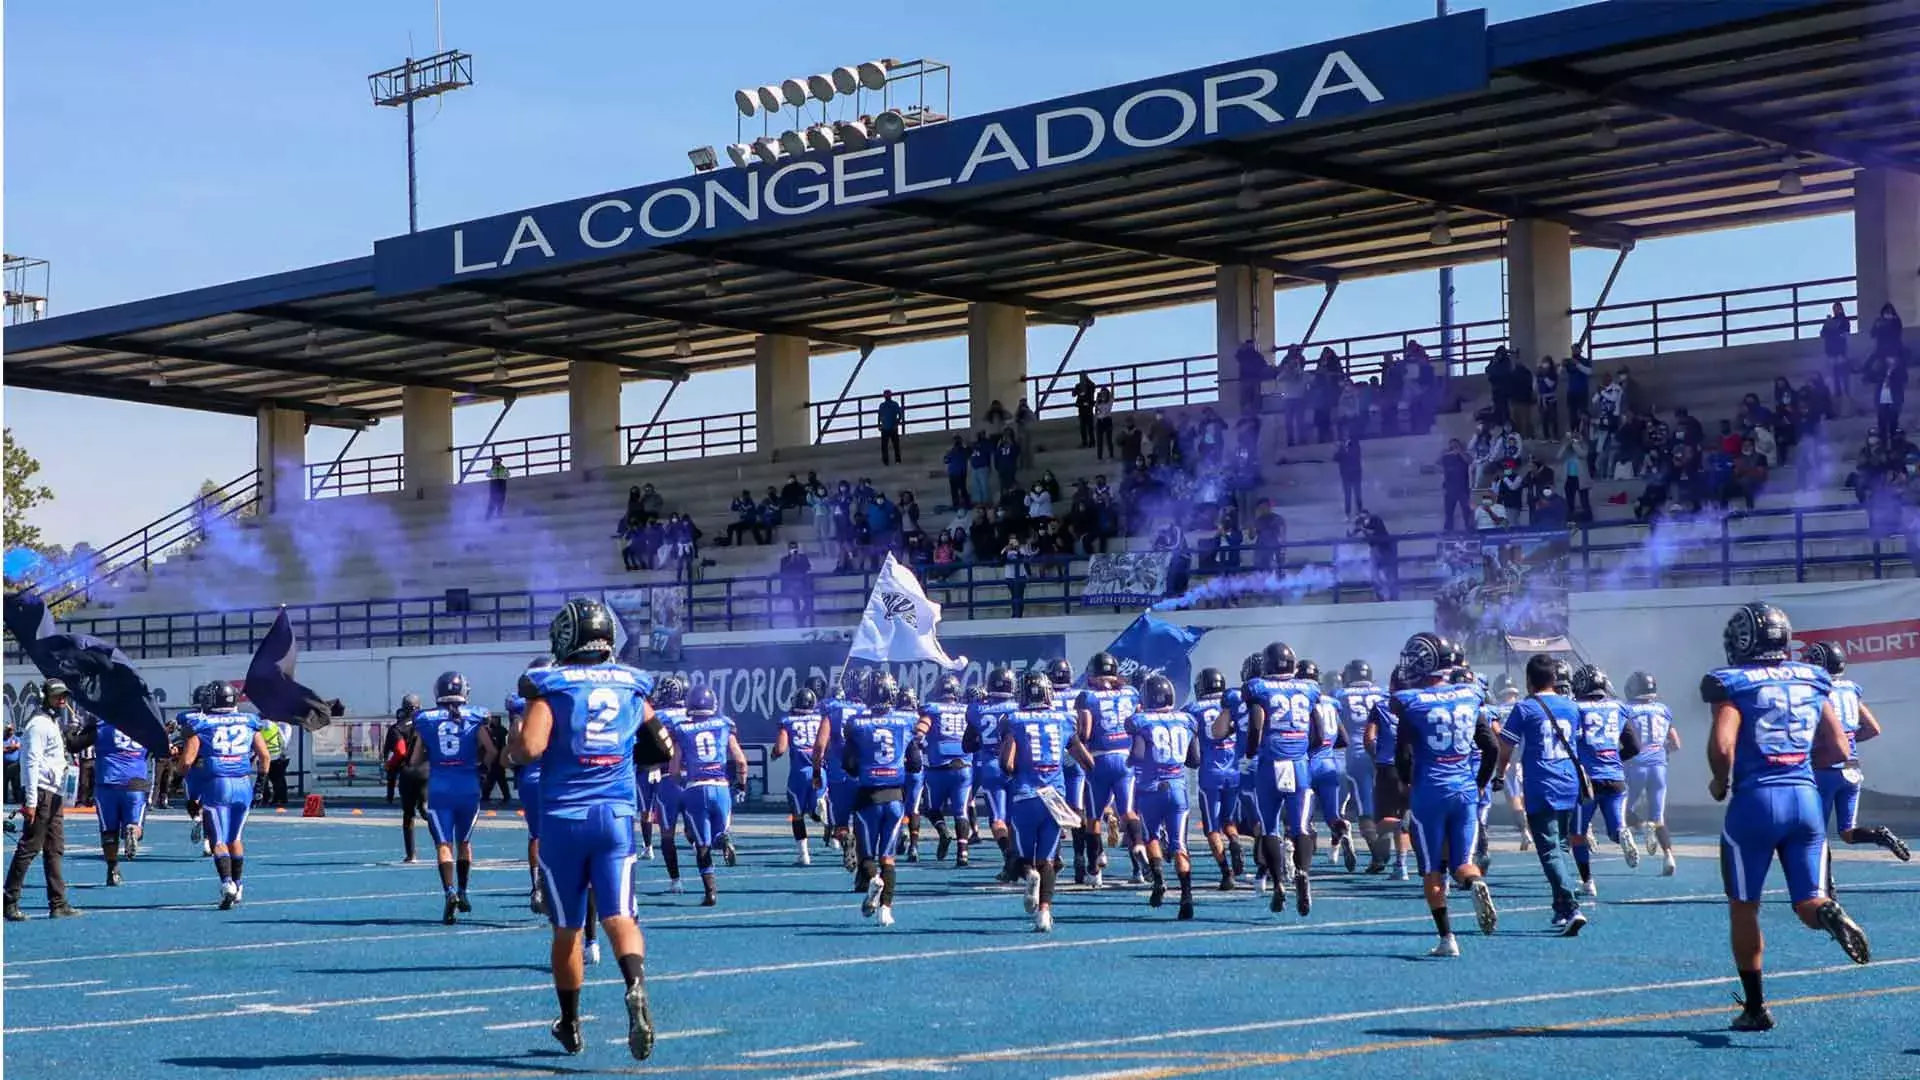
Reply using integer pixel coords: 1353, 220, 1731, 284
6, 0, 1918, 660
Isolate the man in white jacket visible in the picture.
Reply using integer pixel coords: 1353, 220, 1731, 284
4, 679, 81, 921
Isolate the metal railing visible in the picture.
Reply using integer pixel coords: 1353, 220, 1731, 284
1297, 318, 1510, 380
624, 410, 756, 464
1578, 276, 1855, 362
457, 433, 569, 480
16, 470, 262, 607
20, 503, 1907, 660
1025, 355, 1220, 422
813, 384, 970, 443
308, 453, 405, 498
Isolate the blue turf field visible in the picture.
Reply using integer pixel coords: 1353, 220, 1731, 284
5, 809, 1919, 1079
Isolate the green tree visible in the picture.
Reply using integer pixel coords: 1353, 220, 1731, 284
3, 427, 54, 552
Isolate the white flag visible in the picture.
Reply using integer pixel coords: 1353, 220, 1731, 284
847, 553, 967, 670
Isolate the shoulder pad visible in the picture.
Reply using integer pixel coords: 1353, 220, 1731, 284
517, 673, 541, 700
1699, 673, 1730, 705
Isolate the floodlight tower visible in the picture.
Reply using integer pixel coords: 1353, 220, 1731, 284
368, 50, 474, 234
686, 58, 952, 171
3, 254, 50, 326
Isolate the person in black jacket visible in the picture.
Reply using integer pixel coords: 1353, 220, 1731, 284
1335, 436, 1364, 516
382, 694, 420, 804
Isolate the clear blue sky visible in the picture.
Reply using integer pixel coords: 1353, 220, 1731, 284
3, 0, 1856, 549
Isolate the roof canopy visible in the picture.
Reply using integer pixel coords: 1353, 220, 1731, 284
8, 0, 1907, 427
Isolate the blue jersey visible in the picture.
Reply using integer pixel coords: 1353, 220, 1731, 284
1626, 700, 1674, 768
1308, 699, 1342, 764
673, 713, 736, 786
1336, 683, 1386, 762
1077, 684, 1142, 755
1702, 662, 1832, 790
190, 711, 262, 779
1572, 698, 1628, 783
1498, 694, 1582, 812
920, 700, 971, 767
527, 662, 654, 819
847, 709, 917, 788
1394, 684, 1485, 796
821, 697, 863, 781
416, 706, 492, 789
95, 721, 152, 787
1004, 707, 1076, 801
1189, 697, 1237, 786
1368, 697, 1398, 761
507, 694, 539, 784
1246, 676, 1321, 761
1129, 708, 1195, 785
779, 709, 823, 762
968, 697, 1018, 769
1829, 678, 1864, 763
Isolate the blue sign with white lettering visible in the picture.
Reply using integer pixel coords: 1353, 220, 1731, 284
372, 13, 1487, 295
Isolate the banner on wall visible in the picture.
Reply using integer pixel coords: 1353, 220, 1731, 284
1082, 553, 1173, 607
1435, 529, 1571, 661
603, 588, 650, 666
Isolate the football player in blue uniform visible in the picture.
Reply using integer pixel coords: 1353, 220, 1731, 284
1076, 652, 1143, 887
178, 683, 215, 857
916, 674, 974, 867
1489, 673, 1530, 852
845, 672, 917, 927
1805, 641, 1910, 897
1569, 665, 1642, 895
1039, 658, 1085, 883
647, 677, 690, 893
1493, 655, 1588, 935
1704, 601, 1869, 1032
178, 683, 267, 909
964, 667, 1021, 881
1298, 660, 1353, 872
1623, 670, 1682, 876
1392, 633, 1498, 957
667, 685, 747, 908
1130, 673, 1198, 919
1191, 667, 1242, 891
1227, 654, 1264, 886
1364, 666, 1415, 880
1451, 666, 1497, 872
512, 597, 671, 1060
411, 671, 498, 925
774, 687, 824, 866
894, 684, 927, 864
813, 670, 869, 875
81, 711, 153, 885
1003, 671, 1093, 932
1243, 642, 1322, 915
509, 660, 552, 914
1334, 660, 1386, 873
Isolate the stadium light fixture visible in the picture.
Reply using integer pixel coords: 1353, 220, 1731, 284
873, 110, 908, 142
1235, 172, 1261, 211
778, 130, 808, 157
734, 88, 759, 117
492, 349, 510, 382
806, 74, 837, 102
1777, 163, 1804, 196
322, 380, 342, 408
805, 124, 837, 153
687, 146, 719, 172
1428, 208, 1453, 247
756, 85, 783, 113
489, 304, 510, 335
857, 61, 888, 91
888, 292, 909, 326
704, 267, 725, 297
146, 360, 167, 388
368, 50, 475, 234
780, 78, 808, 107
674, 327, 694, 358
304, 328, 321, 357
726, 143, 754, 168
752, 137, 783, 164
837, 120, 871, 151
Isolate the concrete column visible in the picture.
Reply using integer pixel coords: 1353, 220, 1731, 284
754, 334, 812, 453
1852, 168, 1920, 325
1215, 265, 1276, 416
568, 360, 622, 475
401, 386, 454, 495
255, 406, 307, 514
1507, 219, 1573, 368
968, 303, 1028, 419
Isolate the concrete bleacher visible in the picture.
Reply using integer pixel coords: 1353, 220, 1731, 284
70, 329, 1914, 631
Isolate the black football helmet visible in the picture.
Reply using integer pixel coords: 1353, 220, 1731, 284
1550, 658, 1574, 695
1194, 667, 1227, 697
549, 597, 617, 663
986, 667, 1017, 698
434, 671, 470, 704
208, 682, 239, 710
1019, 670, 1054, 709
1296, 659, 1321, 683
789, 687, 818, 713
868, 671, 900, 708
805, 674, 830, 701
1491, 672, 1520, 700
1723, 600, 1792, 665
1341, 660, 1373, 687
1387, 665, 1409, 693
1046, 658, 1074, 688
1141, 673, 1176, 710
894, 684, 920, 712
933, 674, 962, 703
966, 685, 988, 704
1804, 641, 1846, 676
395, 692, 422, 721
193, 682, 215, 710
687, 684, 718, 715
1624, 670, 1658, 699
1240, 653, 1264, 682
1088, 652, 1120, 680
652, 675, 687, 709
1449, 667, 1475, 686
1261, 642, 1297, 679
1399, 632, 1453, 681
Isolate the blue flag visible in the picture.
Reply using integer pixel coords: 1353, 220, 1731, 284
244, 608, 344, 731
1101, 613, 1207, 693
3, 589, 169, 756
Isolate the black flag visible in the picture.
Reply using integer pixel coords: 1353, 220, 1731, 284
243, 608, 344, 731
3, 589, 169, 756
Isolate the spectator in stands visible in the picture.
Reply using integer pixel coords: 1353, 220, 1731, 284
728, 489, 757, 546
1532, 485, 1569, 529
780, 473, 807, 511
1672, 406, 1703, 450
809, 484, 832, 547
1474, 491, 1508, 531
620, 517, 647, 572
1801, 373, 1834, 440
1670, 444, 1705, 513
994, 429, 1021, 495
1524, 456, 1555, 521
1411, 345, 1439, 435
1469, 421, 1501, 489
1823, 300, 1854, 405
929, 529, 961, 581
1893, 427, 1918, 471
1745, 414, 1778, 465
969, 432, 995, 507
1071, 373, 1099, 448
1380, 354, 1406, 437
1278, 346, 1308, 445
1016, 398, 1037, 469
780, 540, 813, 625
985, 399, 1011, 427
1250, 498, 1286, 572
1633, 451, 1673, 522
1353, 511, 1398, 601
1119, 416, 1144, 464
1438, 438, 1472, 531
486, 457, 509, 519
1716, 418, 1741, 457
1561, 428, 1592, 522
1732, 437, 1769, 511
1849, 432, 1893, 502
1536, 356, 1560, 441
1486, 346, 1514, 426
970, 507, 1000, 565
1336, 378, 1363, 442
1870, 301, 1904, 359
615, 486, 644, 537
1311, 349, 1341, 443
1023, 479, 1053, 526
1866, 346, 1909, 441
1771, 379, 1801, 466
1496, 462, 1526, 521
639, 483, 664, 519
900, 491, 924, 539
1591, 406, 1620, 481
1234, 339, 1268, 415
667, 513, 699, 579
877, 390, 904, 466
1510, 355, 1536, 439
944, 437, 971, 510
1094, 385, 1116, 459
1706, 440, 1738, 510
1564, 349, 1594, 430
1002, 535, 1034, 618
1334, 436, 1364, 516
